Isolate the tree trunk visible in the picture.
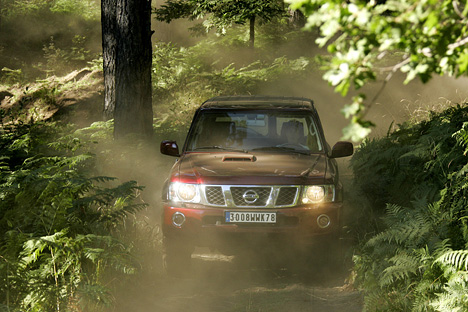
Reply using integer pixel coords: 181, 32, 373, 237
288, 9, 305, 28
102, 0, 116, 121
102, 0, 153, 140
249, 16, 255, 49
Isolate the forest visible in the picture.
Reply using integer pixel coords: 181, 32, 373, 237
1, 0, 468, 311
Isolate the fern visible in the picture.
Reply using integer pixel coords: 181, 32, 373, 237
0, 121, 149, 311
380, 253, 421, 287
436, 250, 468, 271
430, 272, 468, 312
351, 104, 468, 312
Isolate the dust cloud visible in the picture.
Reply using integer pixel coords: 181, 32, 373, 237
112, 248, 362, 312
102, 17, 468, 312
4, 4, 465, 311
255, 54, 468, 145
0, 6, 102, 79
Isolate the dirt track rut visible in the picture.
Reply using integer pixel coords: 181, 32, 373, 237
113, 249, 363, 312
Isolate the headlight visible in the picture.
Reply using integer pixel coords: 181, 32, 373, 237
302, 185, 335, 203
169, 182, 201, 203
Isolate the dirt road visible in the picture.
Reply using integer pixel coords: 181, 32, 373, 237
113, 248, 363, 312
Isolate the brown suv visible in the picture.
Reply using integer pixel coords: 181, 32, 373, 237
160, 96, 353, 274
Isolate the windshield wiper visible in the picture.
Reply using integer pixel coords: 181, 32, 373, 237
251, 146, 311, 155
194, 146, 249, 153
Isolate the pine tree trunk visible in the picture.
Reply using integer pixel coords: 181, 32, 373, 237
102, 0, 116, 121
249, 16, 255, 49
288, 9, 305, 28
102, 0, 153, 140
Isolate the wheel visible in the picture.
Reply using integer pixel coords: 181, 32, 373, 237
162, 238, 193, 277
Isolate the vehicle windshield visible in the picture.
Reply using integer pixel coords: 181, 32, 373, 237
185, 110, 324, 153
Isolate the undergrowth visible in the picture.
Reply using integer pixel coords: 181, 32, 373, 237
151, 39, 316, 140
350, 104, 468, 311
0, 121, 153, 312
0, 22, 327, 311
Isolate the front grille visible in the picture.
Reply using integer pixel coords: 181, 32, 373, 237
276, 187, 299, 206
231, 187, 272, 207
206, 186, 226, 205
202, 185, 300, 208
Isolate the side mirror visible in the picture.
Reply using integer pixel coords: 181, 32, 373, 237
160, 140, 180, 157
330, 141, 353, 158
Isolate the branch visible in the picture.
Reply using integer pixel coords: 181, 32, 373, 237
361, 71, 394, 118
364, 35, 468, 117
452, 0, 465, 19
448, 36, 468, 51
377, 57, 411, 73
362, 57, 410, 118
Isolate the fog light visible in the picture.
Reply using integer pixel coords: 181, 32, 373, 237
172, 212, 186, 227
317, 214, 331, 228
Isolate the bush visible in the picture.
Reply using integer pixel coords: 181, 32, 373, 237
0, 121, 147, 311
350, 104, 468, 311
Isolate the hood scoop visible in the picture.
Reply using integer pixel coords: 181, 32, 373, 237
222, 155, 257, 162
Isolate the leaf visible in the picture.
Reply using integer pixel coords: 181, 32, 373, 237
341, 102, 361, 119
342, 121, 372, 142
457, 51, 468, 75
437, 250, 468, 271
424, 11, 439, 30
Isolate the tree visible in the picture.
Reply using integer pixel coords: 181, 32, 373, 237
287, 0, 468, 141
154, 0, 286, 48
102, 0, 153, 139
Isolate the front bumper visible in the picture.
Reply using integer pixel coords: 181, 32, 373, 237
162, 202, 343, 248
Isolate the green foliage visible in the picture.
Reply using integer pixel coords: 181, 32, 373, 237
152, 40, 315, 138
350, 104, 468, 311
287, 0, 468, 141
350, 105, 468, 231
38, 35, 95, 77
0, 0, 101, 82
437, 250, 468, 271
0, 121, 146, 311
1, 0, 99, 20
49, 0, 100, 20
154, 0, 286, 36
0, 68, 25, 85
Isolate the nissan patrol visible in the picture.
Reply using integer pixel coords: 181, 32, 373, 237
160, 95, 353, 274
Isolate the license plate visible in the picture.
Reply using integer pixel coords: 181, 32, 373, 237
225, 212, 276, 223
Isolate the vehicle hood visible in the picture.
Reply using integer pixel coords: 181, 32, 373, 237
172, 152, 333, 185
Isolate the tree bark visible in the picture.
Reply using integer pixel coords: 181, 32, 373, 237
102, 0, 153, 140
288, 9, 305, 28
102, 0, 116, 121
249, 16, 255, 49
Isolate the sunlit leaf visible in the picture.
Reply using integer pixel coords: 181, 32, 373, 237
342, 121, 372, 142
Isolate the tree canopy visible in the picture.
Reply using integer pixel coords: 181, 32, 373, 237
287, 0, 468, 141
154, 0, 286, 47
